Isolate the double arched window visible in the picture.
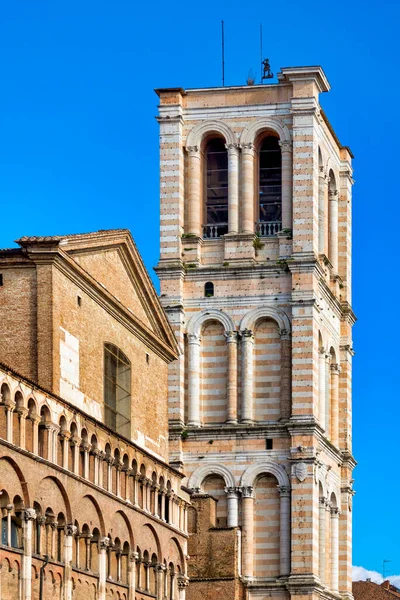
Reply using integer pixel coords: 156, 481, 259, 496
203, 138, 228, 238
104, 343, 131, 437
258, 136, 282, 236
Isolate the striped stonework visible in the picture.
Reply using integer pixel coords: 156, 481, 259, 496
155, 65, 355, 600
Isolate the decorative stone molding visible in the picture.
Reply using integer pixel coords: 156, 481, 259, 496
241, 486, 254, 498
99, 536, 110, 550
240, 306, 291, 335
278, 485, 291, 497
65, 524, 78, 537
293, 462, 307, 482
188, 463, 236, 490
186, 120, 236, 148
23, 508, 36, 522
240, 117, 291, 146
278, 140, 292, 153
240, 460, 291, 488
186, 308, 236, 336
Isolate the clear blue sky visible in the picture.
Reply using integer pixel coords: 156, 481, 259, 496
1, 0, 398, 577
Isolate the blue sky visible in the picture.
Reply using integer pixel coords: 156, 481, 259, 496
1, 0, 399, 577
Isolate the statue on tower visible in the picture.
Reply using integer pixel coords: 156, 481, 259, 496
262, 58, 273, 80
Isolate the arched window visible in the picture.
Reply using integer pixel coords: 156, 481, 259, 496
104, 343, 131, 437
258, 136, 282, 236
203, 138, 228, 238
204, 282, 214, 297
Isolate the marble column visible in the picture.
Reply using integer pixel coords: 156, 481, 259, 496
187, 146, 202, 236
325, 354, 331, 435
331, 507, 340, 592
98, 537, 110, 600
279, 140, 293, 230
279, 330, 292, 420
16, 407, 28, 449
241, 486, 254, 578
22, 508, 36, 600
318, 497, 327, 583
329, 189, 339, 271
156, 564, 165, 600
128, 551, 138, 600
331, 364, 340, 447
318, 349, 326, 430
241, 143, 255, 233
225, 487, 239, 527
225, 331, 238, 423
177, 575, 189, 600
278, 486, 291, 576
318, 167, 327, 254
82, 443, 91, 479
5, 402, 15, 443
64, 524, 77, 600
188, 333, 201, 427
227, 143, 240, 233
241, 330, 254, 423
32, 415, 41, 455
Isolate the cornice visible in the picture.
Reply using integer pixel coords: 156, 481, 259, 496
27, 247, 178, 363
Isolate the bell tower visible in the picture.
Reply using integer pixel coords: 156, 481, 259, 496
156, 66, 355, 600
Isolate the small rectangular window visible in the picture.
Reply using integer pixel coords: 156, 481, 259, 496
0, 274, 3, 286
77, 296, 82, 306
266, 439, 273, 450
146, 353, 150, 364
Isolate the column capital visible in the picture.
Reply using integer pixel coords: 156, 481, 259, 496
225, 143, 240, 152
187, 332, 201, 345
240, 328, 254, 341
224, 330, 238, 342
278, 139, 292, 153
186, 145, 200, 155
331, 362, 341, 373
16, 406, 28, 418
319, 496, 327, 507
279, 328, 291, 341
224, 487, 240, 498
129, 551, 139, 562
23, 508, 36, 522
240, 142, 254, 152
241, 486, 254, 498
99, 536, 111, 550
177, 575, 189, 588
277, 485, 291, 497
65, 524, 78, 537
155, 562, 167, 572
328, 189, 339, 200
331, 506, 341, 517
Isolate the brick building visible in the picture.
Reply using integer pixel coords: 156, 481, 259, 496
0, 63, 355, 600
155, 65, 355, 600
0, 230, 190, 600
353, 580, 400, 599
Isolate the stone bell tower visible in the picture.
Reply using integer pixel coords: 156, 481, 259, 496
155, 66, 355, 600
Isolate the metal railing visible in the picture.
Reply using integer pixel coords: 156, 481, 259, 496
256, 221, 282, 237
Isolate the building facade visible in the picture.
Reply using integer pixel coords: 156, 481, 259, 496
156, 66, 356, 599
0, 230, 190, 600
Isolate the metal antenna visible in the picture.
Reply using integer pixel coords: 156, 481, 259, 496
221, 20, 225, 87
383, 559, 391, 580
260, 24, 263, 84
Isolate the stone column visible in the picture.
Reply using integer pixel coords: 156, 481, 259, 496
71, 437, 81, 475
241, 330, 254, 423
161, 490, 166, 521
125, 469, 133, 503
82, 443, 90, 479
318, 167, 327, 254
156, 564, 166, 600
331, 364, 340, 448
146, 480, 152, 512
319, 497, 327, 583
278, 486, 291, 576
37, 516, 46, 556
134, 475, 140, 507
225, 331, 238, 423
98, 537, 110, 600
16, 407, 28, 449
5, 402, 15, 443
51, 425, 60, 464
32, 415, 41, 455
279, 330, 292, 420
187, 146, 202, 236
92, 449, 100, 485
325, 354, 331, 435
6, 504, 13, 546
61, 432, 70, 469
318, 349, 326, 430
22, 508, 36, 600
115, 462, 122, 497
188, 333, 201, 427
279, 140, 293, 230
64, 524, 77, 600
227, 144, 240, 233
177, 575, 189, 600
329, 189, 339, 271
331, 507, 340, 592
241, 143, 255, 233
225, 488, 239, 528
241, 486, 254, 579
128, 551, 138, 600
106, 457, 113, 492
